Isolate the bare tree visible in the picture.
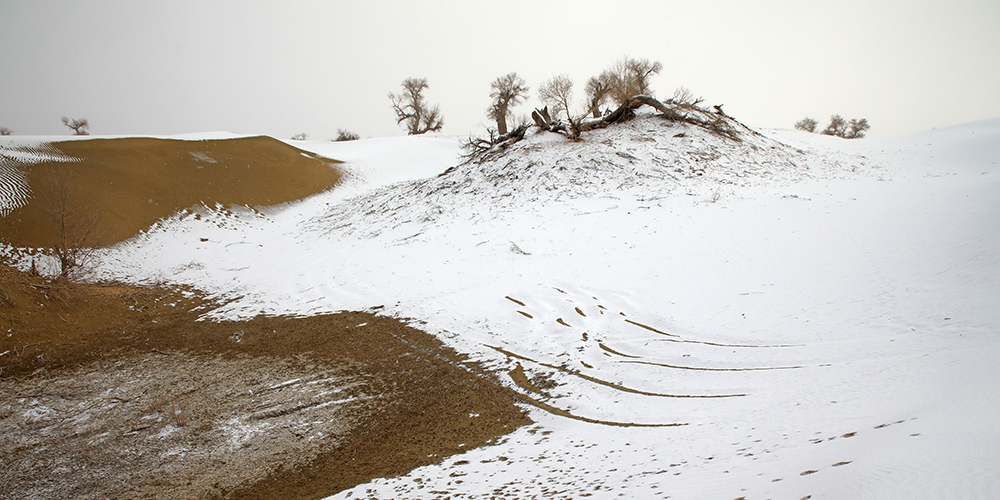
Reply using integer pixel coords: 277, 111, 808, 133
61, 116, 90, 135
671, 86, 703, 107
389, 77, 443, 135
802, 115, 870, 138
821, 115, 848, 137
0, 127, 11, 136
584, 72, 613, 118
487, 72, 530, 135
795, 117, 818, 133
538, 74, 574, 121
845, 118, 870, 139
334, 129, 360, 141
605, 57, 663, 105
290, 133, 308, 140
37, 166, 101, 278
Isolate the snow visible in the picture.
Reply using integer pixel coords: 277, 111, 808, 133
53, 115, 1000, 497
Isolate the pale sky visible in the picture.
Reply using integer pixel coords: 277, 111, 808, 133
2, 0, 998, 140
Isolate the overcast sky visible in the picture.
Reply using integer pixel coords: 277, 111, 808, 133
2, 0, 998, 140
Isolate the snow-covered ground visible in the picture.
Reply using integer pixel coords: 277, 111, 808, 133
27, 114, 1000, 498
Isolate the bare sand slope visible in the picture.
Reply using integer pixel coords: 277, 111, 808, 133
0, 136, 342, 248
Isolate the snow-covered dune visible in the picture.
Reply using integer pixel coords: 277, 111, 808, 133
92, 115, 1000, 499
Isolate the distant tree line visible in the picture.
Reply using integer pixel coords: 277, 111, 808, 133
290, 130, 360, 142
796, 115, 870, 139
388, 57, 667, 137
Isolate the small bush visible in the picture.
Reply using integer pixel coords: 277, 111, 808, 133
334, 129, 360, 141
794, 117, 818, 133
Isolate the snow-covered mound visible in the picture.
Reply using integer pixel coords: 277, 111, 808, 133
308, 112, 880, 239
89, 116, 999, 500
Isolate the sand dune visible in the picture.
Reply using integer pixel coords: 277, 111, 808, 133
0, 135, 342, 248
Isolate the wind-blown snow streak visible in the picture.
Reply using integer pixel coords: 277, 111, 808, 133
90, 115, 1000, 499
0, 142, 78, 217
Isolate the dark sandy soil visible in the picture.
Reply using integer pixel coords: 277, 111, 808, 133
0, 265, 530, 499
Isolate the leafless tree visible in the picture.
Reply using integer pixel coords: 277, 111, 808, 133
37, 166, 101, 278
487, 72, 530, 135
795, 117, 818, 133
538, 74, 574, 121
821, 115, 847, 137
671, 86, 703, 107
290, 133, 308, 140
605, 57, 663, 105
334, 129, 360, 141
584, 72, 613, 118
845, 118, 870, 139
389, 77, 443, 135
0, 127, 11, 136
61, 116, 90, 135
801, 115, 870, 138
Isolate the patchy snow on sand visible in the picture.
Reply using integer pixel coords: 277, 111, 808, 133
91, 114, 1000, 499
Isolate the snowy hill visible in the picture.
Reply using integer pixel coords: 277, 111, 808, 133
22, 114, 1000, 498
307, 112, 884, 241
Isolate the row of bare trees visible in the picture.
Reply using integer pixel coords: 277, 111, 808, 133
388, 57, 666, 137
290, 130, 360, 142
484, 57, 666, 136
795, 115, 870, 139
389, 59, 874, 142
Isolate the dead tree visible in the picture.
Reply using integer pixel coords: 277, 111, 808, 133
795, 117, 818, 133
487, 72, 530, 135
538, 74, 574, 121
37, 166, 101, 278
61, 117, 89, 135
845, 118, 870, 139
584, 73, 613, 118
389, 78, 444, 135
531, 106, 553, 131
605, 57, 663, 105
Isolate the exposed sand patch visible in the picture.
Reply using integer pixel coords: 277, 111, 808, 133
0, 136, 343, 248
0, 265, 530, 499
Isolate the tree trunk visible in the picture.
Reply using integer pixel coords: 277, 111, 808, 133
496, 103, 508, 135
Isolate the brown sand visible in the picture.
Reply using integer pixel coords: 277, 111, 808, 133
0, 265, 530, 499
0, 136, 343, 248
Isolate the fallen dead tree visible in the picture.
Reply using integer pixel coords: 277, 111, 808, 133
461, 95, 743, 164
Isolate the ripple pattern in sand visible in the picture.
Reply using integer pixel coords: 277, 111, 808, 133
0, 143, 78, 217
